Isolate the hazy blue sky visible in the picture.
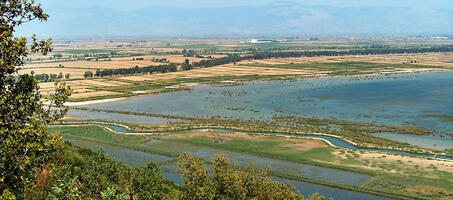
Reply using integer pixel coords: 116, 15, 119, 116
38, 0, 453, 10
16, 0, 453, 38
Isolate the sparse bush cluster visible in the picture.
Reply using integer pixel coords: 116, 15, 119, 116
32, 72, 70, 82
152, 58, 169, 63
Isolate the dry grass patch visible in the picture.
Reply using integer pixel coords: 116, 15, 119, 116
331, 150, 453, 175
69, 91, 122, 99
101, 80, 131, 86
171, 130, 264, 142
284, 138, 327, 151
118, 64, 311, 82
76, 79, 122, 87
39, 78, 132, 95
277, 53, 453, 67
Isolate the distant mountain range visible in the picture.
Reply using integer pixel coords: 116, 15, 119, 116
17, 2, 453, 38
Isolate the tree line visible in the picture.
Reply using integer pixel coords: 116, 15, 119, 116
87, 45, 453, 78
32, 72, 70, 82
242, 45, 453, 60
89, 63, 178, 77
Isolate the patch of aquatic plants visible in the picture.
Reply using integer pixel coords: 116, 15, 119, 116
445, 149, 453, 157
227, 107, 246, 111
272, 115, 439, 136
68, 108, 448, 156
221, 91, 249, 97
420, 114, 453, 124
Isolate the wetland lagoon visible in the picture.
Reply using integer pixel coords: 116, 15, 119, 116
81, 71, 453, 150
64, 71, 453, 200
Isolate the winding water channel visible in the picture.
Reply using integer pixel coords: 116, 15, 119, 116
58, 122, 452, 160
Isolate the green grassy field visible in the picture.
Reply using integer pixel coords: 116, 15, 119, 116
49, 125, 148, 145
171, 135, 335, 163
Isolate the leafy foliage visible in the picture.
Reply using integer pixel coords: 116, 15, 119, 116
22, 144, 179, 199
178, 153, 327, 200
0, 0, 70, 198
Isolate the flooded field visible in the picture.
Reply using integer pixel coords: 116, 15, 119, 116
83, 71, 453, 149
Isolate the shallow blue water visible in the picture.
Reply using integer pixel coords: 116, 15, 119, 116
374, 132, 453, 150
84, 71, 453, 150
104, 124, 132, 133
67, 139, 174, 166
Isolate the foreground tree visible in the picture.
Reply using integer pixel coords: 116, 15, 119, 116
0, 1, 330, 199
0, 0, 71, 198
178, 153, 327, 200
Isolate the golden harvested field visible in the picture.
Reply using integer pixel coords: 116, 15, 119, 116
38, 62, 317, 100
39, 79, 132, 95
23, 55, 217, 69
75, 79, 127, 87
119, 64, 314, 82
69, 91, 123, 99
266, 52, 453, 67
20, 55, 227, 79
